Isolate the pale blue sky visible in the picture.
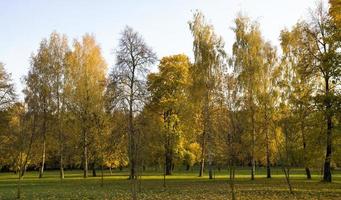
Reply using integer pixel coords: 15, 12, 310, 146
0, 0, 324, 99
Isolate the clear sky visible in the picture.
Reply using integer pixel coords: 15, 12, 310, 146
0, 0, 324, 99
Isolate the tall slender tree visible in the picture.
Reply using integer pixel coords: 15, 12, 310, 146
65, 34, 107, 178
232, 14, 264, 180
302, 2, 340, 182
189, 11, 225, 178
107, 26, 156, 199
280, 23, 316, 179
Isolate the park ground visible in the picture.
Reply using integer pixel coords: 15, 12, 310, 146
0, 167, 340, 200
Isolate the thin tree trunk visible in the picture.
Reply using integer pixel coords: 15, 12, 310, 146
266, 127, 271, 178
56, 74, 64, 180
17, 153, 23, 199
199, 131, 205, 177
251, 109, 256, 180
283, 167, 293, 194
92, 161, 97, 177
39, 131, 46, 178
301, 120, 311, 179
21, 115, 36, 178
83, 128, 88, 178
165, 149, 172, 175
58, 118, 64, 180
323, 116, 332, 182
101, 163, 104, 187
323, 78, 332, 182
163, 158, 166, 188
208, 153, 213, 179
229, 165, 236, 200
59, 144, 64, 179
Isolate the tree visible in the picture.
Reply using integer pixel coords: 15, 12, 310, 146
65, 34, 107, 178
25, 37, 52, 178
49, 33, 69, 180
24, 32, 69, 179
188, 11, 225, 178
0, 63, 17, 170
231, 14, 264, 180
280, 23, 316, 179
329, 0, 341, 28
0, 63, 16, 110
147, 54, 191, 176
107, 26, 156, 198
224, 72, 243, 200
303, 2, 340, 182
257, 42, 279, 179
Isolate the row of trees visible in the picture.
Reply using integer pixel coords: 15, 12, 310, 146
0, 1, 339, 189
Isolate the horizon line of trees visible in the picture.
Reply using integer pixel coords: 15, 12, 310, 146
0, 2, 340, 194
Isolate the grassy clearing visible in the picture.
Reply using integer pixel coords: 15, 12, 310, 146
0, 168, 340, 199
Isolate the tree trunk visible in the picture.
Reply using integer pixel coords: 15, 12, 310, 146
21, 115, 36, 178
165, 151, 172, 175
92, 162, 97, 177
229, 165, 236, 200
59, 123, 64, 179
39, 114, 47, 178
251, 110, 256, 180
83, 128, 88, 178
128, 88, 136, 180
199, 131, 205, 177
283, 167, 294, 194
208, 153, 213, 179
323, 78, 332, 182
101, 163, 104, 187
17, 155, 23, 199
266, 128, 271, 178
323, 116, 332, 182
59, 147, 64, 179
305, 167, 311, 179
57, 78, 64, 180
300, 119, 311, 179
39, 133, 46, 178
163, 160, 166, 188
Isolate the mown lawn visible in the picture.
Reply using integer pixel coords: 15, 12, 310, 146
0, 167, 340, 199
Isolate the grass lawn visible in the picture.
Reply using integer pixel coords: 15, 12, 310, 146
0, 167, 340, 199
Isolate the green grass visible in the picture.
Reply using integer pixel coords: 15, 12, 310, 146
0, 168, 340, 199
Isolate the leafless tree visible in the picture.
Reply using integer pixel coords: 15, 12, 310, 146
108, 26, 156, 199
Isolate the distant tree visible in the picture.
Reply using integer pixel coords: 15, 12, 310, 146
25, 37, 53, 178
0, 63, 17, 169
108, 26, 156, 199
232, 14, 264, 180
65, 34, 107, 178
258, 42, 279, 179
224, 73, 243, 200
303, 2, 340, 182
148, 54, 191, 176
188, 11, 225, 178
24, 32, 69, 179
280, 23, 316, 179
0, 63, 16, 110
